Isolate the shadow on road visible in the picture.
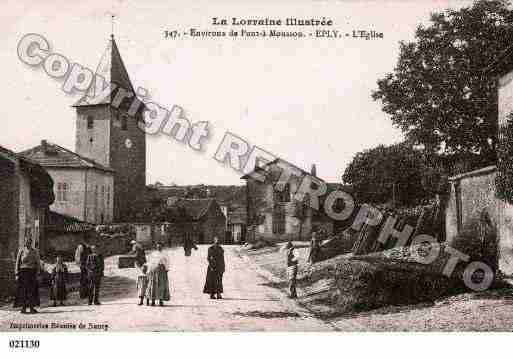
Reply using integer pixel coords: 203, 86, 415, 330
100, 275, 137, 301
258, 281, 288, 290
220, 297, 280, 302
233, 310, 300, 319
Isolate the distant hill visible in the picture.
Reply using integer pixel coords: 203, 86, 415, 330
147, 183, 246, 209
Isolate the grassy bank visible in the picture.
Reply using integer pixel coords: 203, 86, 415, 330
240, 241, 507, 321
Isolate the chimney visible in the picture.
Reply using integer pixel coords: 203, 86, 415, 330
311, 164, 317, 177
41, 140, 57, 155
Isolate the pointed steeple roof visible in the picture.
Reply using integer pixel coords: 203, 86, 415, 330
74, 36, 135, 107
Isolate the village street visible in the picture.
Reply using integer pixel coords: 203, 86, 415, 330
0, 246, 332, 332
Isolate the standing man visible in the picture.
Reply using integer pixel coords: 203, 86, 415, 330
183, 234, 198, 257
203, 237, 225, 299
14, 237, 41, 314
75, 241, 90, 299
86, 245, 104, 305
285, 241, 298, 299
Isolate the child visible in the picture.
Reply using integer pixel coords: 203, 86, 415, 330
136, 264, 149, 306
50, 256, 68, 306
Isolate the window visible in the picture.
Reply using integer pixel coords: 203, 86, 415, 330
94, 185, 99, 221
56, 182, 70, 202
273, 183, 290, 203
272, 205, 286, 234
87, 115, 94, 129
101, 185, 105, 210
106, 186, 110, 207
121, 115, 128, 130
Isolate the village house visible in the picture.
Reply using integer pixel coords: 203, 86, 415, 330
226, 206, 247, 244
242, 159, 335, 242
0, 145, 54, 295
155, 197, 226, 245
20, 140, 114, 224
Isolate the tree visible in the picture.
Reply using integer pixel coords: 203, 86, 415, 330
342, 143, 429, 206
372, 0, 513, 168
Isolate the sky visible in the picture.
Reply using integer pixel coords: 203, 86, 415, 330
1, 0, 475, 186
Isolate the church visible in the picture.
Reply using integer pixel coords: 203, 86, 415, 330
21, 35, 147, 223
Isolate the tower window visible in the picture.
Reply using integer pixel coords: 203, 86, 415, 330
87, 115, 94, 129
121, 115, 128, 130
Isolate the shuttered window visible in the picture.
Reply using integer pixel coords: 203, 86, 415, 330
272, 205, 286, 234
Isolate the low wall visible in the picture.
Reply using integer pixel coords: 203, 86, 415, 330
446, 168, 513, 276
0, 258, 15, 299
46, 230, 133, 261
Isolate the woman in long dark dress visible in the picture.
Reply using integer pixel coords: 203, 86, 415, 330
14, 237, 40, 314
50, 256, 68, 306
203, 237, 225, 299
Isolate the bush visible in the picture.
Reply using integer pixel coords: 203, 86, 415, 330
330, 259, 460, 313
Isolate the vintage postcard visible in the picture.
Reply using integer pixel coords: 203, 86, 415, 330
1, 0, 513, 343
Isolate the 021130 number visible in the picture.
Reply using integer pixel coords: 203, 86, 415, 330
9, 340, 40, 349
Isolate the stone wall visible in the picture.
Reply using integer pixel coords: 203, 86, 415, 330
446, 167, 513, 275
446, 169, 499, 242
0, 161, 16, 297
0, 258, 15, 298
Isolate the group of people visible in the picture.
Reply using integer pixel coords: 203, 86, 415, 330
14, 237, 104, 314
134, 236, 226, 306
134, 242, 170, 306
75, 242, 105, 305
14, 236, 226, 313
15, 230, 325, 312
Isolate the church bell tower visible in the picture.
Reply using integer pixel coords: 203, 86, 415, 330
73, 35, 147, 222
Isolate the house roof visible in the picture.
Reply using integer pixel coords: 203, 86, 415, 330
449, 165, 497, 182
241, 158, 328, 183
159, 198, 223, 222
241, 158, 346, 194
19, 140, 114, 173
73, 36, 142, 108
179, 198, 216, 220
0, 144, 55, 207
